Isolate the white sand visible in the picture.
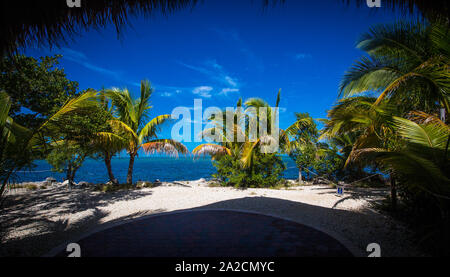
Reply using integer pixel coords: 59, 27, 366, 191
0, 180, 424, 257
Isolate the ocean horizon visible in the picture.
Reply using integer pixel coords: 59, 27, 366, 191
14, 156, 300, 184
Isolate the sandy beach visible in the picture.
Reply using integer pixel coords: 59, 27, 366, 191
0, 180, 423, 257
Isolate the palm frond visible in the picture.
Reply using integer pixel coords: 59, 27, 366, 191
1, 0, 198, 56
138, 114, 172, 143
39, 90, 99, 131
142, 139, 188, 157
393, 116, 449, 149
95, 132, 129, 152
109, 120, 139, 142
192, 144, 231, 158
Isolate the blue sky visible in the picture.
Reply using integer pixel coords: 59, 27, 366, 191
25, 0, 410, 151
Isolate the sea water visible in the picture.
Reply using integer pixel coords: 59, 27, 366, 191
14, 156, 300, 184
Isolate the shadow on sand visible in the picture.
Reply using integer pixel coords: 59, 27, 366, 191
1, 186, 416, 257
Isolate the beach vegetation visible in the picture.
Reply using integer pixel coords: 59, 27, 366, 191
324, 20, 450, 255
194, 91, 290, 188
98, 80, 188, 185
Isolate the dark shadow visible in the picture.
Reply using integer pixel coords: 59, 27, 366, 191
0, 187, 157, 257
54, 209, 354, 257
0, 188, 418, 257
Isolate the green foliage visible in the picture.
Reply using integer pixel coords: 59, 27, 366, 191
212, 153, 286, 188
287, 112, 344, 180
329, 20, 450, 255
46, 142, 88, 182
45, 92, 113, 183
312, 142, 345, 180
0, 55, 79, 130
194, 91, 290, 188
340, 21, 449, 114
100, 80, 188, 184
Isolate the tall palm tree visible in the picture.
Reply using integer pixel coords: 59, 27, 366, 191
340, 21, 449, 114
193, 90, 290, 171
100, 80, 187, 185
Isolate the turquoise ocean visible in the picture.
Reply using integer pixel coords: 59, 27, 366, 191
15, 156, 299, 184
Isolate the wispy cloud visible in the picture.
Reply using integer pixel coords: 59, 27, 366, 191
59, 48, 122, 79
294, 53, 312, 60
178, 60, 239, 89
219, 88, 240, 95
211, 29, 264, 72
178, 59, 241, 98
153, 84, 186, 97
192, 86, 214, 98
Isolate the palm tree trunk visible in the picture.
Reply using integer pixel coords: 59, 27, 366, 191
0, 170, 13, 200
127, 153, 136, 185
104, 152, 115, 183
390, 172, 397, 211
298, 167, 303, 184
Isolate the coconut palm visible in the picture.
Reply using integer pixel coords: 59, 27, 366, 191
193, 90, 290, 169
340, 21, 449, 114
1, 90, 99, 198
192, 98, 246, 163
321, 96, 404, 207
348, 115, 450, 212
92, 91, 125, 184
99, 80, 187, 185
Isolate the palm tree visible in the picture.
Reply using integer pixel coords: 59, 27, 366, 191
193, 90, 290, 170
284, 112, 318, 184
0, 92, 32, 197
93, 91, 125, 184
340, 21, 449, 115
321, 96, 403, 207
349, 114, 450, 213
1, 90, 99, 198
100, 80, 187, 185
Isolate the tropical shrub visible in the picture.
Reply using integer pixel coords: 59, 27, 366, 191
212, 153, 286, 188
194, 91, 291, 188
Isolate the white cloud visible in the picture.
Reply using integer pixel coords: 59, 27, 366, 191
224, 76, 238, 87
193, 86, 214, 98
220, 88, 240, 95
160, 92, 173, 97
294, 53, 312, 60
